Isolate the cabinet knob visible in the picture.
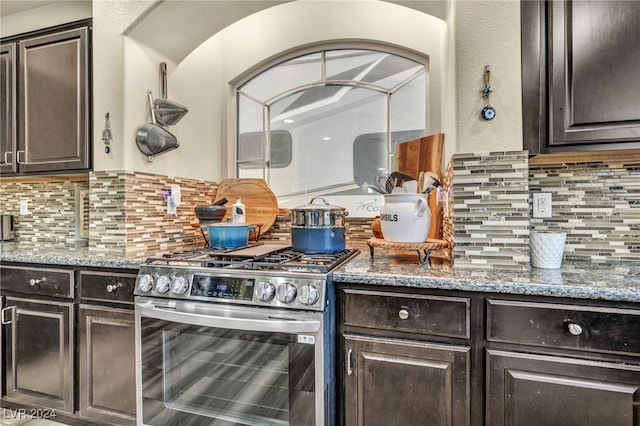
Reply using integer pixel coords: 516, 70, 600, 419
398, 308, 410, 320
29, 277, 46, 286
567, 322, 583, 336
106, 283, 123, 293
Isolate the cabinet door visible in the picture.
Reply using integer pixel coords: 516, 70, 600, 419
18, 27, 89, 172
549, 1, 640, 148
0, 42, 16, 174
2, 296, 74, 413
343, 335, 470, 426
78, 304, 136, 426
487, 349, 640, 426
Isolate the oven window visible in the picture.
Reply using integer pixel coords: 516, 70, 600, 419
140, 318, 316, 425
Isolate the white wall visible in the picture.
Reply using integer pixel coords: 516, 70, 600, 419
2, 0, 524, 181
454, 0, 522, 154
0, 1, 91, 36
106, 0, 450, 182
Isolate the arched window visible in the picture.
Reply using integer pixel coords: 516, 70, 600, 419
236, 46, 427, 208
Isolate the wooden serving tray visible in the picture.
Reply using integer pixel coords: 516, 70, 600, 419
367, 237, 449, 266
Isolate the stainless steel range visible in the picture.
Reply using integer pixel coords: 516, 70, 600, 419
134, 243, 359, 426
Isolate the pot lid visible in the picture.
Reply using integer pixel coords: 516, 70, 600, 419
293, 197, 347, 213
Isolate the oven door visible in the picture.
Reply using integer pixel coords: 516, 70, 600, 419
135, 297, 328, 426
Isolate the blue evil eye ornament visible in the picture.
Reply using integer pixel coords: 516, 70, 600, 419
481, 105, 496, 121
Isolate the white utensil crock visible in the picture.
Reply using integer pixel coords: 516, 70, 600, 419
380, 193, 430, 243
530, 231, 566, 269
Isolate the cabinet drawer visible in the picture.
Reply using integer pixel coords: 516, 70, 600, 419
79, 270, 136, 304
343, 289, 470, 339
487, 299, 640, 356
0, 265, 73, 298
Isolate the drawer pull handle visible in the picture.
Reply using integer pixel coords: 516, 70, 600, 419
398, 308, 410, 320
567, 322, 583, 336
29, 277, 46, 286
1, 306, 14, 325
106, 283, 123, 293
347, 349, 353, 376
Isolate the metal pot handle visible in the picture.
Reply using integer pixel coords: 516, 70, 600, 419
307, 197, 349, 218
309, 197, 329, 205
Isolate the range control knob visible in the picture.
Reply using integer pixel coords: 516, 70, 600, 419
298, 284, 320, 306
171, 276, 190, 295
256, 281, 276, 302
276, 282, 297, 304
155, 275, 171, 294
137, 274, 154, 292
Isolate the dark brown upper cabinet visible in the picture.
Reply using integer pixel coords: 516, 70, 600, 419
522, 0, 640, 154
1, 21, 91, 174
0, 42, 16, 174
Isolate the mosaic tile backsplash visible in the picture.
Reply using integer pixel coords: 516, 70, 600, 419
529, 158, 640, 263
90, 171, 217, 255
451, 151, 531, 269
0, 175, 90, 245
3, 150, 638, 266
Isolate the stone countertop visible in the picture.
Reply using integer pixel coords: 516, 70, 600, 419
3, 243, 639, 303
334, 250, 640, 303
0, 242, 149, 269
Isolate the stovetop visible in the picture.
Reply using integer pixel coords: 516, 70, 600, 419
145, 243, 359, 274
134, 244, 359, 311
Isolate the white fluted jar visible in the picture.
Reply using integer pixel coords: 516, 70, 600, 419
530, 231, 566, 268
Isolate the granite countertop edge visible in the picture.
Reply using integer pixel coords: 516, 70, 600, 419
0, 244, 146, 269
333, 252, 640, 303
2, 244, 639, 303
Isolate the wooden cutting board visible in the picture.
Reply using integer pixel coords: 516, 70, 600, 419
395, 133, 444, 179
214, 178, 279, 235
395, 133, 445, 240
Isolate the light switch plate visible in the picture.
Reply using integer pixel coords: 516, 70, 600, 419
167, 198, 177, 215
532, 192, 552, 218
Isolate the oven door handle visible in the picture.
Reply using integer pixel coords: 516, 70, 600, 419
137, 302, 321, 334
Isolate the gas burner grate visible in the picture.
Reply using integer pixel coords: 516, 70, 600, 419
144, 246, 360, 274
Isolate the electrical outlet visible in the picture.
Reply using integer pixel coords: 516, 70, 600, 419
532, 192, 552, 218
19, 199, 29, 215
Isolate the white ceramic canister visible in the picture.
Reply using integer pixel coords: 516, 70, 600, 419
380, 193, 430, 243
530, 231, 566, 268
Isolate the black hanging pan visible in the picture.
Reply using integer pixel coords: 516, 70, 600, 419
153, 63, 188, 126
136, 90, 179, 158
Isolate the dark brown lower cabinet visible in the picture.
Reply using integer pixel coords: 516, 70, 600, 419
78, 269, 137, 426
78, 305, 136, 425
486, 349, 640, 426
343, 335, 470, 426
2, 296, 74, 413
